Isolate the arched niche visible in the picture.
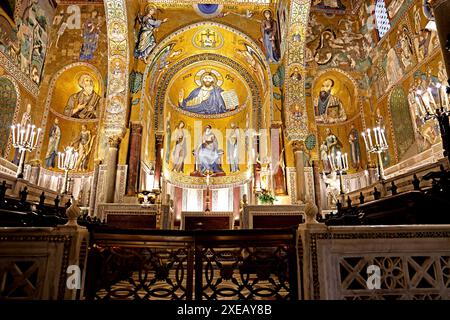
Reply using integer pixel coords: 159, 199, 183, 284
38, 62, 104, 172
0, 76, 21, 158
139, 21, 273, 132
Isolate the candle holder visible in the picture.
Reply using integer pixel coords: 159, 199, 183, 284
10, 123, 42, 179
328, 151, 349, 203
57, 147, 78, 194
416, 83, 450, 164
362, 127, 389, 181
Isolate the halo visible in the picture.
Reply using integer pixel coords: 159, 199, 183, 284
73, 71, 97, 89
145, 3, 157, 14
194, 69, 223, 86
262, 9, 273, 17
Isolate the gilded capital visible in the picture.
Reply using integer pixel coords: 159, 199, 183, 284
108, 135, 122, 148
131, 122, 143, 135
292, 140, 304, 152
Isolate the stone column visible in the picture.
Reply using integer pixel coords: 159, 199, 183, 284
154, 134, 164, 190
430, 0, 450, 83
312, 160, 322, 213
271, 124, 287, 195
126, 122, 143, 196
253, 135, 261, 191
174, 186, 183, 222
105, 136, 121, 203
89, 159, 102, 216
292, 140, 306, 204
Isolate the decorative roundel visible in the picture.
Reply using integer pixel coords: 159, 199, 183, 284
193, 4, 224, 18
305, 134, 317, 150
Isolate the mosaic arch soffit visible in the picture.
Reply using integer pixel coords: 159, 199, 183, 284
154, 52, 263, 133
103, 0, 129, 138
140, 21, 274, 129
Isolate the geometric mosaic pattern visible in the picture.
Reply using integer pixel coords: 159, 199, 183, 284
375, 0, 391, 39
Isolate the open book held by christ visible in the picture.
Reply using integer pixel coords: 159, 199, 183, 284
221, 90, 239, 110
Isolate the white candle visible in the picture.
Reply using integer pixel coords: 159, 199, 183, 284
58, 152, 61, 169
336, 152, 342, 170
361, 132, 369, 150
25, 124, 31, 143
436, 83, 443, 109
379, 127, 384, 147
36, 128, 41, 146
72, 152, 79, 169
16, 125, 20, 145
373, 127, 379, 146
328, 155, 334, 171
30, 131, 36, 149
344, 153, 349, 170
427, 87, 437, 108
367, 129, 373, 148
381, 129, 387, 147
20, 128, 25, 145
11, 125, 16, 145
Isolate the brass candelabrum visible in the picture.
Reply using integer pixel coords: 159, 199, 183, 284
328, 151, 349, 203
362, 127, 389, 182
416, 82, 450, 164
10, 123, 42, 179
57, 146, 78, 194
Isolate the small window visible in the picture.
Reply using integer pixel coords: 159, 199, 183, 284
375, 0, 391, 39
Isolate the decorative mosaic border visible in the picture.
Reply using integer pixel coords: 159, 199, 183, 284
0, 52, 39, 97
104, 0, 129, 138
287, 167, 297, 204
285, 0, 311, 141
164, 166, 253, 189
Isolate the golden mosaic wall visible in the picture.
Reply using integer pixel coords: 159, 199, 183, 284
304, 0, 446, 173
34, 3, 108, 172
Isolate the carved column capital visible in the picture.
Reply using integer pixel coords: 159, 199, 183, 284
108, 136, 122, 148
155, 133, 164, 144
270, 122, 283, 130
292, 140, 304, 152
130, 122, 143, 135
